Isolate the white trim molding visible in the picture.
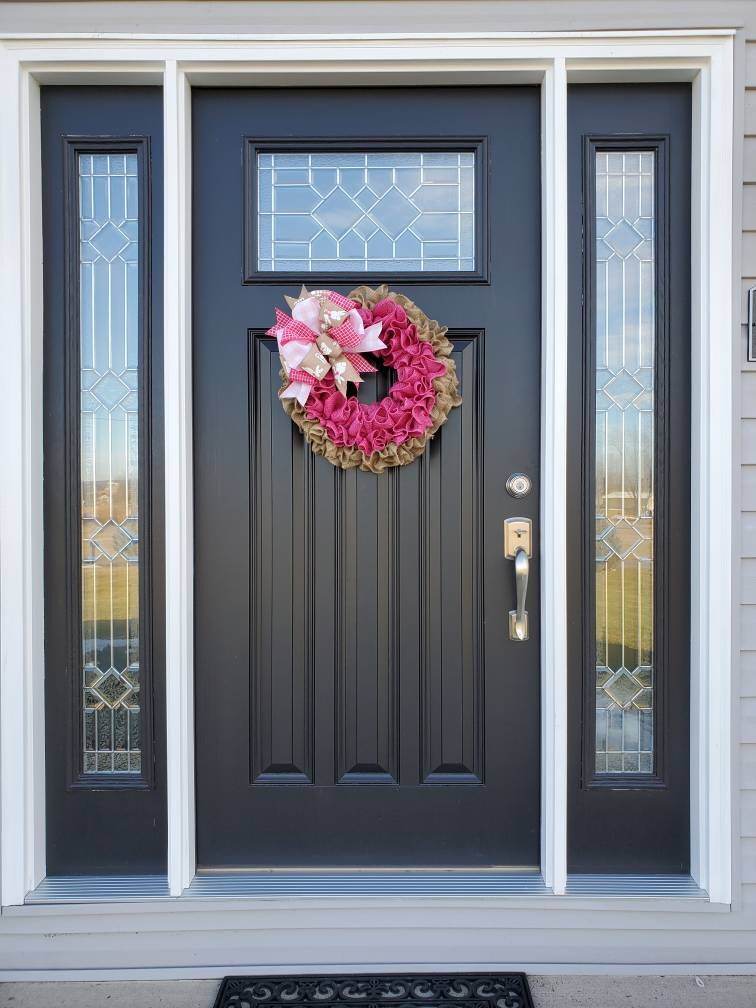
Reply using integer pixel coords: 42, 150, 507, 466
539, 53, 568, 896
688, 42, 735, 906
163, 58, 195, 900
0, 29, 736, 949
0, 50, 45, 907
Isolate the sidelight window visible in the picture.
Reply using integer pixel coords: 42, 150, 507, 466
77, 149, 146, 777
592, 150, 656, 775
42, 86, 165, 874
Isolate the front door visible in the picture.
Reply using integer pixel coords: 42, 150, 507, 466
193, 87, 541, 868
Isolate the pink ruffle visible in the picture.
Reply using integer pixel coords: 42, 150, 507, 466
304, 298, 446, 456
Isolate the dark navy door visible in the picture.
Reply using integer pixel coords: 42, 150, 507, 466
193, 87, 541, 868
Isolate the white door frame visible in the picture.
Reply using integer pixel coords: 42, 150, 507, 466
0, 29, 735, 914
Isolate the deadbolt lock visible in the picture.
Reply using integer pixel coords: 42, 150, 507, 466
506, 473, 532, 498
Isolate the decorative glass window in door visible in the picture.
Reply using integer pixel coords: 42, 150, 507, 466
78, 152, 142, 774
593, 151, 656, 775
256, 151, 475, 272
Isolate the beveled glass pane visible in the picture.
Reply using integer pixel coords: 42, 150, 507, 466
594, 150, 655, 775
257, 151, 475, 271
79, 152, 141, 774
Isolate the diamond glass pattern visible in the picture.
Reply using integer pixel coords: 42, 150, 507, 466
88, 220, 131, 261
257, 152, 475, 272
594, 151, 656, 775
603, 219, 644, 258
78, 152, 141, 774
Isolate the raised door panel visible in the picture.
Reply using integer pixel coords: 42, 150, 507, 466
250, 335, 315, 784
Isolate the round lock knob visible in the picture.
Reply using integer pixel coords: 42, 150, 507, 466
506, 473, 532, 498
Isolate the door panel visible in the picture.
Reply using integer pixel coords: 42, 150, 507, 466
193, 87, 541, 868
41, 86, 166, 874
567, 84, 691, 874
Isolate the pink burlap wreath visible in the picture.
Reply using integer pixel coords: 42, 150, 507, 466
272, 286, 462, 473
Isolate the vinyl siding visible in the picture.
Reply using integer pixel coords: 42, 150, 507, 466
741, 35, 756, 920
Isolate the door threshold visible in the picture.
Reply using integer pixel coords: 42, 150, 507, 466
23, 871, 708, 905
25, 875, 171, 904
565, 874, 707, 898
194, 865, 540, 875
184, 869, 549, 899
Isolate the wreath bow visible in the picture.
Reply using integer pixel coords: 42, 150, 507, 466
267, 287, 386, 405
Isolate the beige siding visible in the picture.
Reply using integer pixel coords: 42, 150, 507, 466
742, 651, 756, 694
741, 29, 756, 936
745, 185, 756, 229
742, 279, 756, 323
747, 90, 756, 134
744, 838, 756, 883
741, 560, 756, 604
741, 611, 756, 650
744, 232, 756, 274
743, 788, 756, 833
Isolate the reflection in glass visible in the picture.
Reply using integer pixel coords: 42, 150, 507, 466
257, 151, 475, 272
594, 151, 655, 774
78, 152, 141, 773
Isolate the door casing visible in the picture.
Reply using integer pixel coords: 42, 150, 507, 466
0, 30, 735, 910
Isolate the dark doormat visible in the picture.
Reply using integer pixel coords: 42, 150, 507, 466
213, 974, 534, 1008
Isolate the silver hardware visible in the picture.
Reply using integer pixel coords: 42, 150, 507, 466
503, 517, 532, 559
749, 285, 756, 363
506, 473, 532, 498
509, 548, 530, 641
504, 517, 532, 641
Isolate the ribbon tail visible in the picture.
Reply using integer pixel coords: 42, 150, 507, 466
280, 380, 312, 406
330, 356, 362, 393
354, 321, 386, 352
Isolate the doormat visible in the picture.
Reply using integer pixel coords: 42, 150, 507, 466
213, 974, 534, 1008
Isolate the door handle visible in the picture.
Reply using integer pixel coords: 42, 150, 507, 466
504, 517, 532, 641
512, 548, 529, 641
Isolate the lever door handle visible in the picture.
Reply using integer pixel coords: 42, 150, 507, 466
504, 517, 532, 642
512, 547, 529, 641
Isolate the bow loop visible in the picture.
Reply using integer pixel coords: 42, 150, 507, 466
328, 319, 362, 350
273, 287, 385, 404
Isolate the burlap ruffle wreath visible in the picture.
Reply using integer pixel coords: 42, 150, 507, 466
280, 285, 462, 473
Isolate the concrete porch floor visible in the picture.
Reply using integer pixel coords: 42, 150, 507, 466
1, 977, 756, 1007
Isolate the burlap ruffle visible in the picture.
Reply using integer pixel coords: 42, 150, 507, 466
280, 286, 462, 473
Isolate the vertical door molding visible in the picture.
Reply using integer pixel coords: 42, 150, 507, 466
689, 43, 735, 904
163, 61, 196, 896
540, 55, 569, 896
0, 55, 45, 906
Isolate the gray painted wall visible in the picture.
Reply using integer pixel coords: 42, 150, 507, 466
2, 0, 756, 973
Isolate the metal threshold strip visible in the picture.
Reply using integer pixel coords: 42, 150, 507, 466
25, 875, 171, 903
184, 870, 549, 899
24, 871, 707, 904
565, 874, 707, 898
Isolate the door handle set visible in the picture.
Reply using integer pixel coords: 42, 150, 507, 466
504, 517, 532, 641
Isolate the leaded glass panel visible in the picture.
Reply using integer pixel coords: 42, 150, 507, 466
78, 152, 141, 774
594, 150, 655, 775
257, 151, 475, 272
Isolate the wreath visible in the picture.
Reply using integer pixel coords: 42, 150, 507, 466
267, 285, 462, 473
